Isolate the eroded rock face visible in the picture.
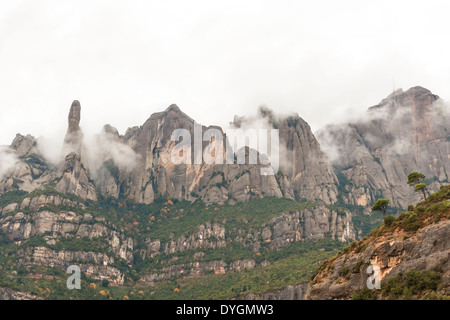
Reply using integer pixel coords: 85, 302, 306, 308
265, 206, 355, 249
55, 152, 97, 201
138, 259, 257, 286
0, 195, 134, 285
11, 134, 37, 157
0, 135, 50, 194
94, 105, 285, 205
15, 247, 125, 285
318, 86, 450, 208
243, 284, 308, 300
231, 107, 339, 204
305, 219, 450, 300
163, 222, 226, 255
0, 287, 43, 300
63, 100, 84, 155
140, 205, 356, 259
0, 194, 134, 285
0, 201, 133, 262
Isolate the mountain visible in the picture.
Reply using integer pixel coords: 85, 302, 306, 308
317, 86, 449, 209
0, 86, 448, 300
305, 185, 450, 300
0, 100, 355, 299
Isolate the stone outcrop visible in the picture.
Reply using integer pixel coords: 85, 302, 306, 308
0, 203, 133, 262
139, 259, 256, 286
15, 247, 125, 285
306, 220, 450, 300
263, 206, 355, 249
0, 193, 134, 285
0, 287, 43, 300
0, 101, 334, 206
55, 152, 97, 201
163, 222, 226, 255
0, 135, 49, 194
140, 204, 355, 259
63, 100, 84, 156
0, 195, 134, 285
10, 134, 38, 157
242, 283, 308, 300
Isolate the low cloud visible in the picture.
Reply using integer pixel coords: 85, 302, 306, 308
0, 146, 18, 180
86, 125, 139, 177
228, 105, 301, 173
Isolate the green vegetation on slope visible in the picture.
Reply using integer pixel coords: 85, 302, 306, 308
0, 186, 352, 300
314, 185, 450, 300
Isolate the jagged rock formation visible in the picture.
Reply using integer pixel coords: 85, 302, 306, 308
1, 87, 448, 208
305, 186, 450, 300
262, 205, 355, 248
10, 134, 38, 157
0, 100, 96, 201
318, 86, 449, 208
96, 104, 286, 205
0, 134, 49, 193
1, 100, 340, 206
63, 100, 84, 156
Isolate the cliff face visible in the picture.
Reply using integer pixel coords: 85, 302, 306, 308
0, 193, 133, 285
136, 203, 354, 286
305, 186, 450, 300
231, 107, 339, 204
318, 86, 449, 208
242, 283, 308, 300
102, 104, 284, 205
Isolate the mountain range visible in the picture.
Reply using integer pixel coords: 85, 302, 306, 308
0, 86, 448, 300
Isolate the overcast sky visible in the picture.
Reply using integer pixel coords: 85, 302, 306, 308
1, 0, 450, 147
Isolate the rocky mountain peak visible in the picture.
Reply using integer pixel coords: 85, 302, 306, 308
67, 100, 81, 133
102, 124, 120, 139
230, 107, 338, 204
55, 151, 97, 201
63, 100, 85, 159
369, 86, 440, 112
10, 134, 37, 157
317, 86, 449, 209
166, 104, 181, 114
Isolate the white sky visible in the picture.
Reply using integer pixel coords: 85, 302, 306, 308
1, 0, 450, 146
